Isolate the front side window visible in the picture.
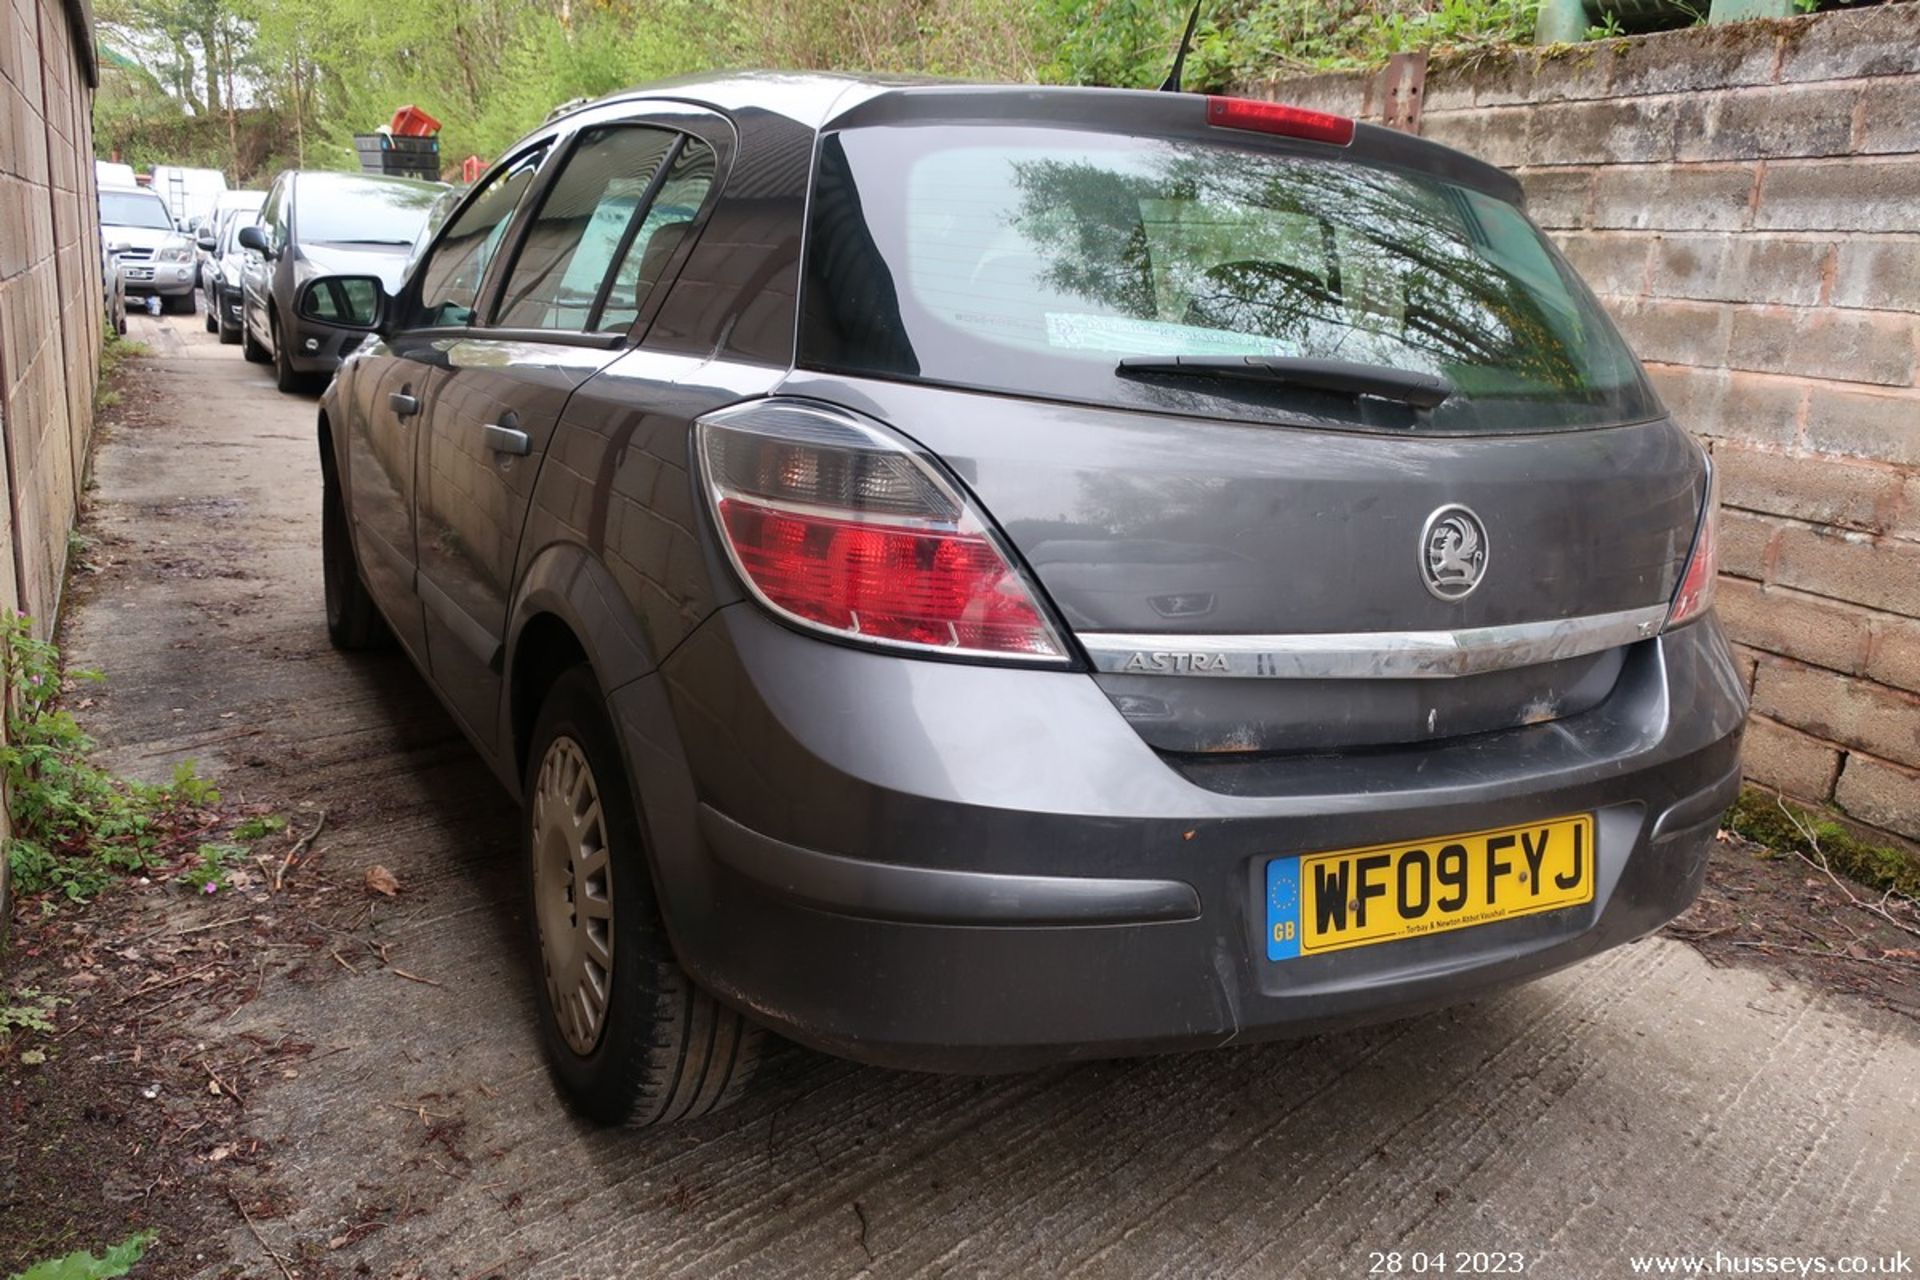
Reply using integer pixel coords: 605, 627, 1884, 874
801, 126, 1657, 434
414, 148, 548, 328
494, 127, 679, 331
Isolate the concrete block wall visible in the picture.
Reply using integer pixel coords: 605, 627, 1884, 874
0, 0, 100, 915
1247, 3, 1920, 842
0, 0, 101, 635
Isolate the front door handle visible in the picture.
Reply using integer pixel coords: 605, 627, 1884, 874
389, 391, 420, 418
484, 423, 531, 456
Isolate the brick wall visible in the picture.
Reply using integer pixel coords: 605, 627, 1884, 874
0, 0, 100, 920
1247, 3, 1920, 843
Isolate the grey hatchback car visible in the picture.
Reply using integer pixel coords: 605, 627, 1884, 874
306, 74, 1747, 1126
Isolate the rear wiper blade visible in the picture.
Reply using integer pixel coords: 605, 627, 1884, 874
1115, 355, 1454, 409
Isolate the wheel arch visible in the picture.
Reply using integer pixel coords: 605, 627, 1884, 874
505, 542, 661, 786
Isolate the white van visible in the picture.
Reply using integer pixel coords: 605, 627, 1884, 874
95, 159, 137, 189
150, 165, 228, 230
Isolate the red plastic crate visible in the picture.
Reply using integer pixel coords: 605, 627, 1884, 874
389, 104, 442, 137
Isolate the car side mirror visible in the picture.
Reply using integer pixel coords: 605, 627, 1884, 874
297, 274, 388, 333
196, 233, 217, 251
236, 224, 270, 256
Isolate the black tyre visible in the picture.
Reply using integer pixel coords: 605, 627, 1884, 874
242, 310, 268, 364
321, 466, 389, 650
272, 315, 307, 393
525, 666, 764, 1127
204, 303, 217, 332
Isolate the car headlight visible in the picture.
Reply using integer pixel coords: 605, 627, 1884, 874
154, 243, 194, 263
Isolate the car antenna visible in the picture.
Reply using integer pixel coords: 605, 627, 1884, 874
1158, 0, 1206, 93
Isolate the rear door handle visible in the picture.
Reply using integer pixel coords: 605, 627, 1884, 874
389, 391, 419, 418
484, 423, 531, 456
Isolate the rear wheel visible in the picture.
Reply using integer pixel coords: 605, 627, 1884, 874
321, 465, 388, 650
526, 666, 764, 1127
204, 300, 217, 332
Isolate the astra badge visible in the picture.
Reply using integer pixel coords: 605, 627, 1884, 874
1420, 505, 1488, 601
1123, 651, 1231, 674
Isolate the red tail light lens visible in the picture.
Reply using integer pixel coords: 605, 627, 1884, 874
1665, 456, 1719, 631
1206, 96, 1355, 146
696, 400, 1068, 662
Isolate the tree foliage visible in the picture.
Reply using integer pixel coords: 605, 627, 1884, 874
94, 0, 1540, 184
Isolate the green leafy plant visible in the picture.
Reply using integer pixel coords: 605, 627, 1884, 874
1, 614, 218, 903
8, 1231, 155, 1280
0, 988, 65, 1038
178, 841, 245, 895
232, 813, 286, 841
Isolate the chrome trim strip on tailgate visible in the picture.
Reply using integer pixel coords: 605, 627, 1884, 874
1080, 605, 1669, 680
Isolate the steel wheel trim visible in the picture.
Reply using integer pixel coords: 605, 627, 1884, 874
532, 735, 615, 1057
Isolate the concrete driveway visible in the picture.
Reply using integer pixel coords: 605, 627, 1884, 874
65, 310, 1920, 1278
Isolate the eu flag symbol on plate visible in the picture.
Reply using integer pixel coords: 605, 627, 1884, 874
1267, 857, 1301, 961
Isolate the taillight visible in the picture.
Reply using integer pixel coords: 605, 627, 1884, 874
1665, 456, 1719, 631
695, 399, 1068, 663
1206, 96, 1355, 147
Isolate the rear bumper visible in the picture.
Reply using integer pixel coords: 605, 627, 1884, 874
624, 605, 1747, 1072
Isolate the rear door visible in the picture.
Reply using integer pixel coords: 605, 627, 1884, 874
414, 115, 723, 741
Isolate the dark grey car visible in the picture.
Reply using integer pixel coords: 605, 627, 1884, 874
237, 170, 447, 392
305, 75, 1747, 1127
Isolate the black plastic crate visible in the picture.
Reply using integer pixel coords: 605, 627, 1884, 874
354, 133, 441, 180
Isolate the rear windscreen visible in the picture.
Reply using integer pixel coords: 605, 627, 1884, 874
800, 126, 1659, 433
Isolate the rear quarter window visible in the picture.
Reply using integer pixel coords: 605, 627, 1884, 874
800, 125, 1658, 434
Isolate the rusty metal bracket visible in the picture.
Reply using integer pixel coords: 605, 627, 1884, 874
1377, 51, 1428, 134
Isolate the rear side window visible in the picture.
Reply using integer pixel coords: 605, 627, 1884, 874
801, 126, 1657, 433
594, 140, 716, 333
495, 127, 677, 330
494, 128, 716, 333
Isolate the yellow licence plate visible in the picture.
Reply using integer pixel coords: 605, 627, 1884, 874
1265, 814, 1595, 961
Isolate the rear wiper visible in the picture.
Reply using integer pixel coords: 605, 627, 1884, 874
1116, 355, 1454, 409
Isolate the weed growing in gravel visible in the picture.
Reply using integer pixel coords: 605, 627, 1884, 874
1728, 786, 1920, 902
232, 813, 287, 841
0, 987, 64, 1037
1, 614, 221, 903
8, 1230, 154, 1280
178, 841, 247, 894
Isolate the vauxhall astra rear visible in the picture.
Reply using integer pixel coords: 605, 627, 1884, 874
313, 76, 1748, 1124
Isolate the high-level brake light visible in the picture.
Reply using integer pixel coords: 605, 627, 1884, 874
1206, 96, 1356, 147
